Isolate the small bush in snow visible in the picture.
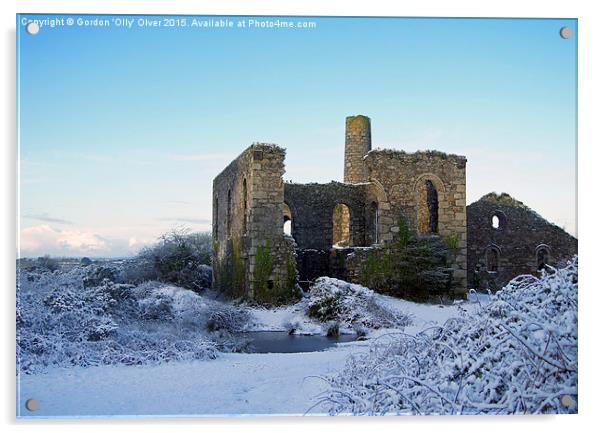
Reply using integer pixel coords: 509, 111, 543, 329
353, 324, 368, 339
316, 257, 578, 415
132, 228, 213, 292
206, 306, 251, 333
325, 321, 340, 337
307, 278, 413, 329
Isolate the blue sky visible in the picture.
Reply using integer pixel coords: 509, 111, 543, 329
17, 15, 577, 257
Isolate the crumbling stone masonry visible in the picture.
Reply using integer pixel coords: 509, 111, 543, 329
212, 118, 576, 302
467, 193, 577, 292
212, 144, 298, 303
212, 115, 469, 301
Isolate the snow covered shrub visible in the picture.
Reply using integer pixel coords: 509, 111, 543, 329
284, 318, 302, 335
133, 228, 213, 292
353, 324, 368, 339
83, 265, 118, 287
16, 265, 243, 374
325, 321, 340, 337
206, 305, 251, 333
317, 258, 578, 415
308, 278, 413, 329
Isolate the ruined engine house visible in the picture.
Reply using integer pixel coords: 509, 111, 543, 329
212, 115, 468, 302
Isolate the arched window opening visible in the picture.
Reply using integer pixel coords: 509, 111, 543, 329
370, 201, 379, 244
492, 215, 500, 229
415, 175, 443, 235
283, 219, 292, 236
491, 211, 507, 231
426, 180, 439, 233
486, 246, 500, 272
332, 203, 350, 247
536, 245, 551, 270
242, 179, 248, 234
214, 197, 219, 238
283, 203, 293, 236
227, 189, 232, 238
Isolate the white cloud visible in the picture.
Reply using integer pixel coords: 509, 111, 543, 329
20, 225, 109, 256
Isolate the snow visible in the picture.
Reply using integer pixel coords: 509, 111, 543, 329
318, 259, 578, 415
17, 258, 576, 417
17, 344, 368, 417
16, 276, 482, 418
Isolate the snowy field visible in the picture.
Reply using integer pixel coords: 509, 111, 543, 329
16, 258, 577, 417
16, 297, 472, 418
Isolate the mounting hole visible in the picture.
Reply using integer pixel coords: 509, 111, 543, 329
25, 399, 39, 411
25, 22, 40, 35
560, 395, 573, 407
559, 27, 572, 39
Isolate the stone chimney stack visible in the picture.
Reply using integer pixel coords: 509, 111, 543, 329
344, 115, 372, 183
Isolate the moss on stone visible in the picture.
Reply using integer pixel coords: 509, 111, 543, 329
253, 241, 273, 296
253, 241, 301, 306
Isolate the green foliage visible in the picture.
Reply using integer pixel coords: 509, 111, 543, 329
253, 241, 273, 295
252, 241, 301, 306
285, 250, 297, 294
444, 234, 459, 251
397, 214, 411, 248
360, 248, 394, 291
308, 293, 341, 321
358, 213, 453, 302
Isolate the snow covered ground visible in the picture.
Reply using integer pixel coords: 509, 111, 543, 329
19, 260, 575, 418
18, 278, 483, 418
17, 344, 367, 417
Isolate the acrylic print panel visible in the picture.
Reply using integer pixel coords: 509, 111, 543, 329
16, 14, 577, 417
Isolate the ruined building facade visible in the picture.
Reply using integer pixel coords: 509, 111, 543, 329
212, 115, 577, 302
212, 115, 468, 301
467, 193, 577, 292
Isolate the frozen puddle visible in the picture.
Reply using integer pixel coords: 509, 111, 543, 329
241, 331, 357, 354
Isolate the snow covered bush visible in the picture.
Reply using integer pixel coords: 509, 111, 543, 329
129, 228, 213, 292
16, 263, 248, 374
206, 305, 251, 333
316, 258, 578, 415
307, 277, 413, 329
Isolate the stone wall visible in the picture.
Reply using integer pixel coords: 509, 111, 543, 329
344, 115, 371, 183
467, 193, 577, 292
212, 143, 298, 302
363, 149, 468, 294
284, 181, 369, 250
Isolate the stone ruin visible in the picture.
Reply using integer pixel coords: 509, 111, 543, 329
467, 192, 577, 292
212, 115, 468, 302
211, 115, 577, 303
